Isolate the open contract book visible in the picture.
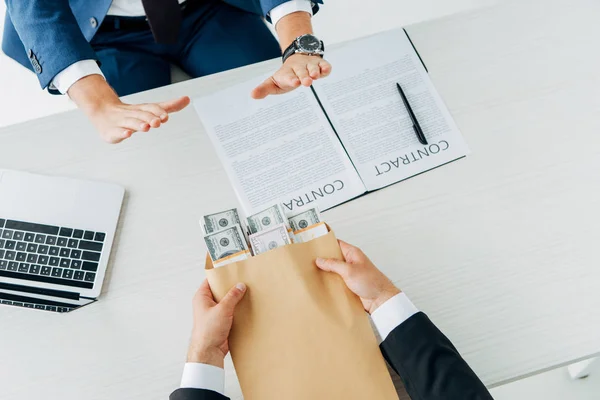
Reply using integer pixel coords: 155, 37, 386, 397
194, 28, 469, 215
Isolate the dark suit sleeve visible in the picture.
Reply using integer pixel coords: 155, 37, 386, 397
169, 388, 230, 400
380, 312, 493, 400
4, 0, 98, 90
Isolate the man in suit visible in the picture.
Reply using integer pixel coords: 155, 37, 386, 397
2, 0, 330, 143
170, 240, 494, 400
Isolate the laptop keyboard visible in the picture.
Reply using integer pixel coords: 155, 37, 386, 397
0, 218, 105, 290
0, 299, 73, 313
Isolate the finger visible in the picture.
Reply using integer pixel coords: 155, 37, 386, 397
193, 279, 216, 309
307, 62, 321, 80
319, 60, 332, 78
118, 130, 134, 141
338, 239, 362, 262
196, 279, 216, 301
278, 68, 302, 89
251, 76, 286, 99
129, 110, 162, 129
139, 103, 169, 122
315, 257, 350, 278
104, 128, 132, 144
338, 240, 354, 259
197, 279, 214, 299
120, 117, 150, 133
218, 282, 247, 314
158, 96, 191, 114
293, 66, 313, 87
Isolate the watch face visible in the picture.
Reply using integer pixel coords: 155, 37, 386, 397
298, 35, 321, 52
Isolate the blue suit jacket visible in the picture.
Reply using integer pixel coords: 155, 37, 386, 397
1, 0, 322, 92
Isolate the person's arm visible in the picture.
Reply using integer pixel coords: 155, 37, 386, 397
5, 2, 190, 144
251, 4, 331, 99
316, 241, 493, 400
4, 0, 98, 91
169, 280, 247, 400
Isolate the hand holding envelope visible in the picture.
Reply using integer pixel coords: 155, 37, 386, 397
188, 240, 401, 371
203, 227, 400, 400
315, 240, 401, 314
186, 279, 247, 369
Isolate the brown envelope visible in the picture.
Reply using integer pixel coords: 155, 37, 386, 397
206, 228, 398, 400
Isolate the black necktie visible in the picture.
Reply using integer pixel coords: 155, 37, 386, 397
141, 0, 183, 44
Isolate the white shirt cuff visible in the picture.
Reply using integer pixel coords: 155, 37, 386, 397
371, 292, 419, 344
269, 0, 313, 29
180, 363, 225, 395
50, 60, 105, 94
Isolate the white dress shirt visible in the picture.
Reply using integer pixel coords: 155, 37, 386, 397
180, 292, 419, 395
108, 0, 186, 17
51, 0, 313, 94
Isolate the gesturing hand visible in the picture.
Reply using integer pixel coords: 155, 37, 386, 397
251, 54, 332, 99
316, 240, 400, 315
68, 74, 190, 144
187, 279, 247, 368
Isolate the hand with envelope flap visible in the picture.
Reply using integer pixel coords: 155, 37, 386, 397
170, 240, 493, 400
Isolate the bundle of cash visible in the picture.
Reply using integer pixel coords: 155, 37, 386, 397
201, 203, 329, 267
203, 223, 250, 267
203, 208, 242, 234
249, 223, 292, 255
246, 204, 291, 234
286, 207, 329, 243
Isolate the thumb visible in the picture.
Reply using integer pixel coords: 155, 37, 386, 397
315, 257, 350, 278
251, 77, 283, 99
218, 282, 247, 314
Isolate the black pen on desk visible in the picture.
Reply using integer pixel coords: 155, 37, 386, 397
396, 83, 428, 145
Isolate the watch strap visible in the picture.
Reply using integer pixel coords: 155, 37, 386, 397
282, 40, 298, 63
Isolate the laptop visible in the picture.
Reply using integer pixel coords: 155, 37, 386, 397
0, 169, 125, 313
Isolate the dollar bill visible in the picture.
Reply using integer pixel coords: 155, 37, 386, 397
247, 204, 289, 234
249, 223, 292, 255
204, 224, 249, 262
287, 207, 321, 232
293, 222, 329, 243
203, 208, 241, 234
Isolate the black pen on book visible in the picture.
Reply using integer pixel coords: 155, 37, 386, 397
396, 83, 428, 145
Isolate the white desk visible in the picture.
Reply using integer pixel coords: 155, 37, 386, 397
1, 0, 600, 398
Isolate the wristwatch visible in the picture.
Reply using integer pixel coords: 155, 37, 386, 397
282, 34, 325, 63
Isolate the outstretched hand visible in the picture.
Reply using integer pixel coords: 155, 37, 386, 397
69, 74, 190, 144
251, 54, 332, 99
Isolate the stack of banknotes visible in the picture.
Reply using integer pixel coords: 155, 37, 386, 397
202, 204, 329, 268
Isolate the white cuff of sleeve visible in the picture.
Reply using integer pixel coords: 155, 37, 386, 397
269, 0, 313, 29
50, 60, 105, 94
371, 292, 419, 344
180, 363, 225, 395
